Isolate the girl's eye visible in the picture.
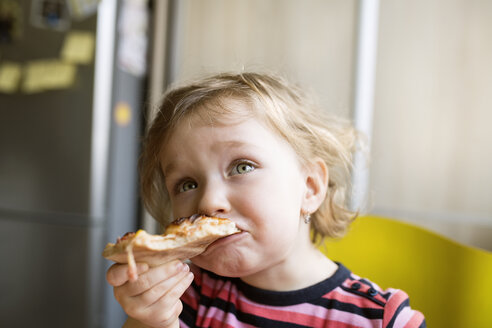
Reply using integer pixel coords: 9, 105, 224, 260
178, 180, 197, 193
231, 162, 256, 175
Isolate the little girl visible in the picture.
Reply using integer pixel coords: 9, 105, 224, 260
107, 72, 425, 328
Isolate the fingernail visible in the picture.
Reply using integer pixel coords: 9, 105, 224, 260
175, 261, 184, 270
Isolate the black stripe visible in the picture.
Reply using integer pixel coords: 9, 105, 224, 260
199, 293, 384, 324
197, 293, 311, 328
418, 318, 427, 328
200, 289, 385, 321
381, 291, 392, 300
198, 282, 385, 321
190, 279, 200, 291
386, 297, 410, 328
180, 279, 201, 326
186, 265, 391, 327
311, 297, 384, 319
199, 293, 230, 309
236, 312, 312, 328
339, 285, 385, 307
359, 278, 374, 287
233, 263, 351, 306
179, 301, 196, 327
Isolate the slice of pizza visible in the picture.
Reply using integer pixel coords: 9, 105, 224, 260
102, 215, 240, 281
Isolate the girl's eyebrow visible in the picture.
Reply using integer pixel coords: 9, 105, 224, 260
162, 162, 176, 177
213, 140, 247, 149
212, 140, 264, 152
163, 140, 262, 176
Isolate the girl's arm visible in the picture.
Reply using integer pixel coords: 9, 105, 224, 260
123, 317, 153, 328
123, 317, 179, 328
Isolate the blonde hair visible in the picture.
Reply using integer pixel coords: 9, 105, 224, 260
140, 72, 359, 241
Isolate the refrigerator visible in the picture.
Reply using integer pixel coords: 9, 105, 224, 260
0, 0, 146, 326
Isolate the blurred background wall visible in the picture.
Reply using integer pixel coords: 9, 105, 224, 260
0, 0, 490, 327
169, 0, 356, 120
150, 0, 492, 251
371, 0, 492, 250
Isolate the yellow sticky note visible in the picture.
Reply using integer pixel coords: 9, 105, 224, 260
61, 31, 95, 64
0, 62, 22, 93
44, 61, 77, 89
114, 102, 132, 126
23, 61, 47, 93
22, 60, 76, 93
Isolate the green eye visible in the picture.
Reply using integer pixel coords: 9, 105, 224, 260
179, 180, 197, 193
232, 162, 255, 175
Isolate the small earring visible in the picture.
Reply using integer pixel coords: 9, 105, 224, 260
303, 213, 311, 224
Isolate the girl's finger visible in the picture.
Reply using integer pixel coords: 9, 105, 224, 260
138, 272, 194, 326
121, 260, 186, 296
107, 263, 149, 287
134, 265, 190, 307
145, 271, 194, 313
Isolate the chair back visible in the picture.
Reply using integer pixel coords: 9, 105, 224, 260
320, 215, 492, 328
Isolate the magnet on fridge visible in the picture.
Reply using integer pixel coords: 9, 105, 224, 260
0, 61, 22, 93
30, 0, 70, 31
61, 30, 95, 64
114, 102, 132, 127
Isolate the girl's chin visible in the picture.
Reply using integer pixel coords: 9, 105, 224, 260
194, 260, 256, 278
191, 232, 252, 275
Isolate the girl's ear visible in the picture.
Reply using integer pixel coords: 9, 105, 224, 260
301, 158, 329, 214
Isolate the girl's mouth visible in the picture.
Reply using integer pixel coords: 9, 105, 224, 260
199, 230, 246, 256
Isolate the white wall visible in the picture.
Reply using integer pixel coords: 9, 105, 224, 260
371, 0, 492, 250
170, 0, 357, 119
155, 0, 492, 250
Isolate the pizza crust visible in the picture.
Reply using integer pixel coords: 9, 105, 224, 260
102, 215, 240, 280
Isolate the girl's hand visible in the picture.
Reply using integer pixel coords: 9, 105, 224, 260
106, 260, 194, 328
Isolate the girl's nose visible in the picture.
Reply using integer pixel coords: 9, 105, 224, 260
197, 180, 231, 216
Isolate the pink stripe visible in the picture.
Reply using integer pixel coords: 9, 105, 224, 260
196, 305, 257, 328
384, 290, 409, 325
318, 321, 371, 328
197, 303, 366, 328
326, 308, 383, 328
393, 306, 414, 327
178, 320, 190, 328
233, 290, 330, 319
404, 311, 425, 328
201, 273, 237, 299
201, 279, 237, 300
189, 271, 392, 327
197, 295, 326, 327
237, 294, 381, 328
198, 302, 382, 328
238, 299, 329, 326
181, 285, 199, 310
196, 281, 383, 328
208, 317, 236, 328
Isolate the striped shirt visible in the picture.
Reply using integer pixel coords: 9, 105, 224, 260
179, 263, 425, 328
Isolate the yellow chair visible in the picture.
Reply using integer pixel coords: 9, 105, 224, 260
320, 215, 492, 328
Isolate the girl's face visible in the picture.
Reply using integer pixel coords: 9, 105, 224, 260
160, 101, 315, 281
